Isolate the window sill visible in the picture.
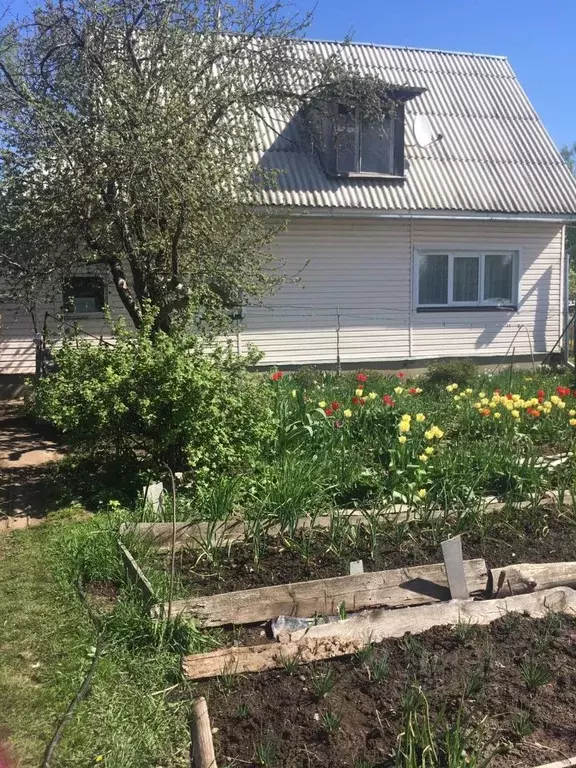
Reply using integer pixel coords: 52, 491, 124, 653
64, 312, 106, 320
333, 172, 406, 181
416, 306, 517, 313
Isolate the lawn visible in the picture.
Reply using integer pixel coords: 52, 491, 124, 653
0, 519, 192, 768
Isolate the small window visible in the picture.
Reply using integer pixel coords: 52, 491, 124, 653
416, 251, 518, 308
63, 276, 106, 315
334, 104, 399, 176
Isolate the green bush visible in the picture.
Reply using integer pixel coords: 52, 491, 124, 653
32, 319, 276, 489
424, 359, 478, 388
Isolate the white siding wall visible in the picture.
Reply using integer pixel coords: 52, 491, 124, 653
239, 217, 564, 366
0, 283, 128, 375
0, 217, 565, 373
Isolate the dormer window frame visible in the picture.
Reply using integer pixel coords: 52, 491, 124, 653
334, 101, 402, 179
313, 84, 425, 182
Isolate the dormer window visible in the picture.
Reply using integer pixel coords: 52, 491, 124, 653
335, 104, 398, 176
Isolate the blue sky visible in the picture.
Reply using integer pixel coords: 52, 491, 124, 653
294, 0, 575, 150
3, 0, 574, 150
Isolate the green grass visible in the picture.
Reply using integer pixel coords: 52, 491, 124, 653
0, 523, 193, 768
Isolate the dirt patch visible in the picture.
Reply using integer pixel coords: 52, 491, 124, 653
0, 401, 66, 517
85, 580, 119, 614
204, 614, 576, 768
166, 511, 576, 596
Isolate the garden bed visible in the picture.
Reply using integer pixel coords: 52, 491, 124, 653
152, 508, 576, 596
202, 613, 576, 768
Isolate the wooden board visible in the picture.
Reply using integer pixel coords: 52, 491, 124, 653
441, 536, 469, 600
181, 587, 576, 680
118, 541, 156, 604
121, 495, 550, 552
153, 559, 488, 626
490, 562, 576, 597
531, 759, 576, 768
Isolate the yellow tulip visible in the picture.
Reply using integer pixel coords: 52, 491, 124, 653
399, 421, 411, 433
318, 401, 326, 408
401, 413, 412, 422
415, 413, 426, 422
425, 446, 434, 455
570, 419, 576, 427
419, 453, 429, 462
394, 386, 404, 395
424, 430, 434, 440
551, 395, 560, 405
355, 388, 364, 397
557, 401, 566, 410
493, 412, 502, 420
398, 435, 407, 444
511, 409, 520, 418
368, 391, 377, 400
343, 409, 352, 418
417, 488, 427, 499
478, 391, 486, 398
512, 394, 521, 402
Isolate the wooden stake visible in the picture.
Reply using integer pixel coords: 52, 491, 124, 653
190, 697, 217, 768
441, 535, 469, 600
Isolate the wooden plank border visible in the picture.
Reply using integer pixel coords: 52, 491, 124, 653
182, 587, 576, 680
152, 559, 488, 627
122, 490, 572, 553
118, 540, 157, 604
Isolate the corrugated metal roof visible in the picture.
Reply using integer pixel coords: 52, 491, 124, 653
255, 41, 576, 215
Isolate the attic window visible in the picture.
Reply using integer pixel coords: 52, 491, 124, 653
333, 103, 404, 178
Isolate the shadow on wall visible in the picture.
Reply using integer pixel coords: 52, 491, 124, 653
476, 264, 553, 354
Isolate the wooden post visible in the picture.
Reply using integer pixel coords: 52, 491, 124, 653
441, 535, 469, 600
190, 697, 217, 768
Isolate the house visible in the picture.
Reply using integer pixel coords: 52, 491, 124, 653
2, 40, 576, 389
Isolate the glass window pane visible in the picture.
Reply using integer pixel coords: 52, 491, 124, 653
419, 254, 448, 305
484, 254, 513, 304
335, 104, 358, 173
453, 257, 479, 302
360, 116, 394, 174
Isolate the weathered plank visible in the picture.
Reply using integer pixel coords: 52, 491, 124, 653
181, 587, 576, 680
118, 541, 156, 604
121, 494, 551, 552
190, 697, 217, 768
531, 759, 576, 768
490, 562, 576, 597
153, 559, 488, 627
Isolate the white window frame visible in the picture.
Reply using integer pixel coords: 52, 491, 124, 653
414, 249, 520, 309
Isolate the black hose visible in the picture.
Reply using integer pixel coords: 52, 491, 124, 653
40, 578, 106, 768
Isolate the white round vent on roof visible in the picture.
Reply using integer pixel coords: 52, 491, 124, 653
413, 114, 436, 147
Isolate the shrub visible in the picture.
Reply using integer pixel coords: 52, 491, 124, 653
424, 359, 478, 388
32, 318, 276, 490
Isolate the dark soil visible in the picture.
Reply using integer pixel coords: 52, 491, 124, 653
205, 614, 576, 768
168, 510, 576, 596
85, 580, 119, 614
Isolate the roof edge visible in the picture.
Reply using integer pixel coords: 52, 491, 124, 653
263, 206, 576, 223
299, 36, 509, 61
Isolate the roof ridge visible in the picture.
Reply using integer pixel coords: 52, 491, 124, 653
300, 36, 509, 61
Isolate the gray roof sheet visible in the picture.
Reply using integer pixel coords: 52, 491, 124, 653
255, 41, 576, 215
